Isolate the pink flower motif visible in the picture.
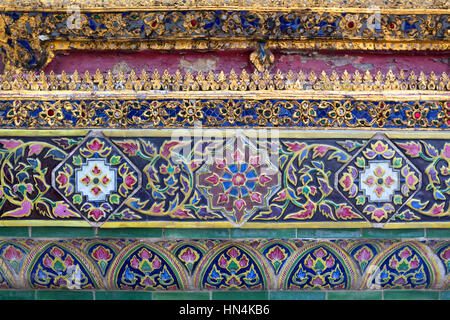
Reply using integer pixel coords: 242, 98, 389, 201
206, 174, 219, 185
53, 202, 78, 218
43, 255, 53, 268
124, 174, 137, 188
89, 208, 105, 221
239, 255, 249, 268
117, 141, 139, 156
0, 140, 22, 150
139, 248, 152, 260
56, 173, 68, 187
441, 248, 450, 260
285, 142, 307, 152
442, 143, 450, 160
87, 139, 104, 151
267, 246, 286, 261
228, 248, 239, 258
305, 256, 314, 268
152, 256, 161, 269
219, 256, 228, 268
130, 256, 139, 269
399, 247, 412, 259
314, 248, 327, 259
180, 248, 197, 263
336, 204, 360, 220
325, 255, 335, 268
251, 192, 262, 203
92, 246, 113, 262
50, 247, 64, 258
3, 245, 22, 261
141, 276, 155, 287
234, 199, 245, 211
410, 257, 419, 269
64, 255, 74, 268
28, 144, 43, 156
398, 142, 422, 157
355, 247, 372, 262
311, 276, 324, 286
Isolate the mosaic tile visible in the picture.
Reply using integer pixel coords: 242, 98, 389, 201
52, 132, 141, 226
0, 131, 446, 229
0, 238, 443, 290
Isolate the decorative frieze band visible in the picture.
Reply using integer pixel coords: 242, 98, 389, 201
0, 130, 448, 228
0, 238, 447, 291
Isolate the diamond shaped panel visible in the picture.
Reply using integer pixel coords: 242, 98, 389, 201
335, 133, 422, 225
52, 132, 141, 226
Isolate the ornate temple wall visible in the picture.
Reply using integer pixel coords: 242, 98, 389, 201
0, 0, 448, 302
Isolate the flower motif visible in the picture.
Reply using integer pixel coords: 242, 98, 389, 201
142, 101, 165, 125
339, 14, 362, 36
441, 143, 450, 162
405, 103, 429, 127
105, 102, 130, 127
327, 101, 353, 126
143, 13, 165, 36
256, 102, 281, 126
39, 102, 64, 126
183, 13, 201, 33
398, 141, 422, 157
198, 138, 279, 225
116, 141, 139, 156
178, 101, 204, 125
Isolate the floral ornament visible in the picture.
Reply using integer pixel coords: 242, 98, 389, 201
38, 102, 64, 126
256, 101, 281, 126
281, 244, 358, 290
293, 101, 317, 126
0, 140, 78, 219
363, 243, 437, 289
324, 101, 354, 126
53, 134, 141, 224
140, 101, 167, 126
104, 13, 127, 33
261, 243, 293, 275
217, 100, 243, 125
6, 101, 35, 127
89, 244, 115, 276
143, 12, 166, 36
1, 244, 26, 274
339, 14, 362, 36
198, 136, 279, 225
336, 136, 421, 223
398, 140, 450, 217
68, 101, 101, 127
104, 101, 132, 127
349, 243, 380, 273
177, 100, 204, 125
176, 246, 202, 275
27, 245, 101, 290
261, 140, 362, 221
113, 245, 187, 290
404, 102, 431, 127
195, 245, 269, 290
121, 138, 218, 220
183, 12, 201, 33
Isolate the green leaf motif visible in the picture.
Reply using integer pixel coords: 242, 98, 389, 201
393, 194, 403, 205
73, 155, 82, 166
355, 157, 366, 168
392, 157, 403, 168
356, 195, 366, 205
73, 194, 83, 204
110, 155, 121, 165
109, 194, 120, 205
